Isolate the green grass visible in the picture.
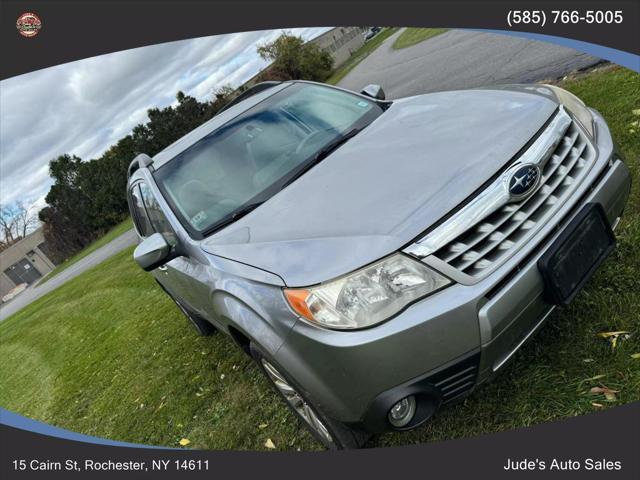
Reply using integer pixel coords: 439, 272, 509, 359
392, 28, 448, 50
0, 247, 319, 451
326, 28, 400, 85
39, 218, 133, 285
0, 67, 638, 451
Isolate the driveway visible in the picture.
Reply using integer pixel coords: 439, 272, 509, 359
337, 29, 601, 97
0, 229, 137, 321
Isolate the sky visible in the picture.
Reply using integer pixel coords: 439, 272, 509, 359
0, 27, 331, 215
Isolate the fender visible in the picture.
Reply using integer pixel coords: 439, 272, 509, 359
210, 289, 297, 357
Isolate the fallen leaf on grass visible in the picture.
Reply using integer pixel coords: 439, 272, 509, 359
582, 358, 594, 363
630, 353, 640, 359
598, 331, 630, 349
592, 402, 604, 408
258, 423, 268, 429
178, 438, 191, 446
590, 386, 618, 394
590, 386, 619, 401
598, 331, 629, 338
264, 438, 276, 449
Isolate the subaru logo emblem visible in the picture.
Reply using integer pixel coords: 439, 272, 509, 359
508, 164, 540, 199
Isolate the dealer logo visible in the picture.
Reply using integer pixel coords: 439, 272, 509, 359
16, 12, 42, 38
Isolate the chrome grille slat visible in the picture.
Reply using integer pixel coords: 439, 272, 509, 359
427, 116, 595, 279
443, 138, 588, 269
541, 142, 587, 185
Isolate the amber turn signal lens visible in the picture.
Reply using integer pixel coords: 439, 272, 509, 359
284, 289, 313, 320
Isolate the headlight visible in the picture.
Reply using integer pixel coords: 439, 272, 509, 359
284, 254, 451, 330
544, 85, 595, 138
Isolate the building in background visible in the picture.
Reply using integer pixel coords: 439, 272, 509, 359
0, 227, 57, 300
310, 27, 367, 67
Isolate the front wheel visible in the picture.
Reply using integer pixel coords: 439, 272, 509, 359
250, 343, 369, 449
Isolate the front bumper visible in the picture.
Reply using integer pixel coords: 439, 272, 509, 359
274, 110, 631, 433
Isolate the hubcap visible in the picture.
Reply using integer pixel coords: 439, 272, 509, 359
261, 359, 333, 443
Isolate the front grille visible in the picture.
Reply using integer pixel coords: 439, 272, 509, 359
432, 118, 596, 278
426, 352, 480, 404
485, 158, 614, 301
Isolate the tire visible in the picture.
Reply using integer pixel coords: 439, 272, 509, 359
249, 343, 369, 450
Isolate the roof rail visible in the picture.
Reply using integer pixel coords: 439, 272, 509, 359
127, 153, 153, 179
217, 81, 281, 115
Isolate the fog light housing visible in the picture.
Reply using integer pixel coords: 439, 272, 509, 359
388, 395, 416, 428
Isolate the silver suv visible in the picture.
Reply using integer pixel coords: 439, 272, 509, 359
127, 80, 631, 449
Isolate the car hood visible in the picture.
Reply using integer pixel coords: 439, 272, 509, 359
202, 88, 558, 286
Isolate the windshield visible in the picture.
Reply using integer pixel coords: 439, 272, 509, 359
153, 83, 383, 236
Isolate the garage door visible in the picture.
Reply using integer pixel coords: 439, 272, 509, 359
3, 258, 42, 285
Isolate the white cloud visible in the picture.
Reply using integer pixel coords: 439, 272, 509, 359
0, 27, 331, 209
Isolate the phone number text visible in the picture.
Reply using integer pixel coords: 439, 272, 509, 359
507, 10, 623, 28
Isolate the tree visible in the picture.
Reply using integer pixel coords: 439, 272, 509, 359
131, 91, 220, 156
210, 84, 237, 112
257, 32, 333, 81
0, 201, 38, 250
36, 83, 244, 261
38, 154, 94, 259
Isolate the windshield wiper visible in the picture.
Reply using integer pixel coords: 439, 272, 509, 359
281, 127, 362, 189
201, 201, 264, 236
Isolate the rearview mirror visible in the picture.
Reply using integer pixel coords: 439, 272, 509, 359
133, 233, 171, 271
360, 84, 385, 100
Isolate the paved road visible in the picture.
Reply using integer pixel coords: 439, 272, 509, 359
0, 229, 137, 321
1, 30, 602, 320
337, 29, 601, 97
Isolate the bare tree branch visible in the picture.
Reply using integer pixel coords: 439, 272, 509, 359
0, 201, 39, 248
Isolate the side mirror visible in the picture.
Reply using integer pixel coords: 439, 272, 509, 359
360, 84, 385, 100
133, 233, 171, 271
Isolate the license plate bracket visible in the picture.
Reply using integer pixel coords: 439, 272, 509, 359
538, 203, 615, 306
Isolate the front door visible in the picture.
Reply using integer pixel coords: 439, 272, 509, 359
128, 180, 221, 327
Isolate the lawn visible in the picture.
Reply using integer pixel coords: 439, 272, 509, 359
326, 28, 400, 85
392, 28, 448, 49
0, 67, 638, 451
39, 217, 133, 285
